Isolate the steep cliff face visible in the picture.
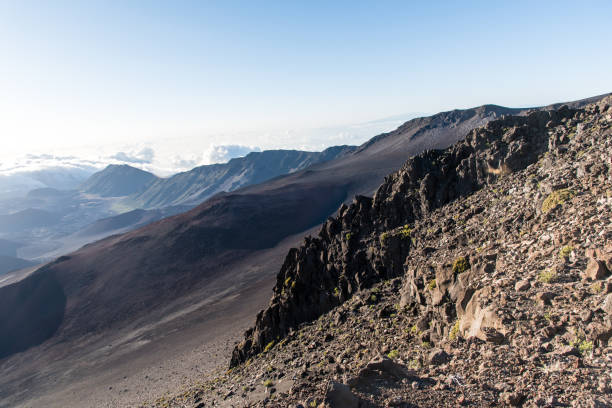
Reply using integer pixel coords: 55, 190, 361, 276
230, 104, 590, 366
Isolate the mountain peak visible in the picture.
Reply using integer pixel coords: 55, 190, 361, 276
79, 164, 158, 197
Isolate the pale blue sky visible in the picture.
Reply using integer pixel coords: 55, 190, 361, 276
0, 1, 611, 163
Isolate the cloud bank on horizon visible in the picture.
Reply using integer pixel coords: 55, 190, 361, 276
0, 113, 416, 196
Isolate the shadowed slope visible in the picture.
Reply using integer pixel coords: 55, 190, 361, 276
0, 268, 66, 359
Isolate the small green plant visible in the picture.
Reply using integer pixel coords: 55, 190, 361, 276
309, 400, 318, 408
570, 332, 593, 356
380, 231, 389, 245
387, 349, 399, 359
577, 340, 593, 356
427, 279, 436, 290
410, 325, 420, 335
559, 245, 573, 260
263, 379, 274, 387
544, 311, 552, 322
542, 189, 575, 214
345, 232, 352, 241
399, 224, 412, 239
538, 269, 557, 284
452, 256, 470, 274
407, 358, 421, 369
370, 294, 377, 303
263, 340, 275, 353
449, 320, 460, 341
421, 341, 432, 349
590, 281, 603, 294
284, 276, 292, 287
333, 287, 340, 296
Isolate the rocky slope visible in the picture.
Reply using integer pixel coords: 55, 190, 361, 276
156, 96, 612, 407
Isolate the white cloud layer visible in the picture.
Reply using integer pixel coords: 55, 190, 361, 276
0, 113, 418, 196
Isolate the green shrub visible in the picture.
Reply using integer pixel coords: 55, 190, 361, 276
577, 340, 593, 356
345, 232, 352, 241
449, 320, 460, 340
407, 358, 421, 369
538, 269, 557, 284
452, 257, 470, 274
427, 279, 436, 290
263, 379, 274, 387
590, 281, 603, 294
380, 232, 390, 246
263, 340, 275, 353
570, 332, 594, 356
399, 224, 412, 239
387, 349, 399, 359
559, 245, 573, 260
284, 277, 292, 287
542, 189, 575, 214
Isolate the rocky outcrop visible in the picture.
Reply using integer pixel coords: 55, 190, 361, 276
230, 103, 584, 367
158, 95, 612, 408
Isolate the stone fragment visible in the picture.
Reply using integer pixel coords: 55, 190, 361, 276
583, 259, 610, 281
555, 345, 580, 357
501, 391, 525, 406
515, 280, 531, 292
428, 348, 450, 365
535, 292, 554, 306
325, 381, 359, 408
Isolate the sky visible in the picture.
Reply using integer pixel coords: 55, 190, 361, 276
0, 0, 611, 176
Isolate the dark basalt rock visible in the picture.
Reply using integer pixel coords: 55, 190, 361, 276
230, 105, 579, 367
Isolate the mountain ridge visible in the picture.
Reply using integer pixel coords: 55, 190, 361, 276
127, 146, 357, 209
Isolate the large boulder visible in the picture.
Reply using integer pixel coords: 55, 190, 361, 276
325, 381, 359, 408
459, 286, 506, 343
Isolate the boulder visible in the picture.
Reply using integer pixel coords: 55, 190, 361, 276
583, 259, 610, 281
355, 354, 414, 380
602, 293, 612, 317
515, 280, 531, 292
428, 348, 450, 365
325, 381, 359, 408
459, 287, 506, 342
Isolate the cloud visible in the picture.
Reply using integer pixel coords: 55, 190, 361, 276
110, 147, 155, 164
203, 145, 261, 164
